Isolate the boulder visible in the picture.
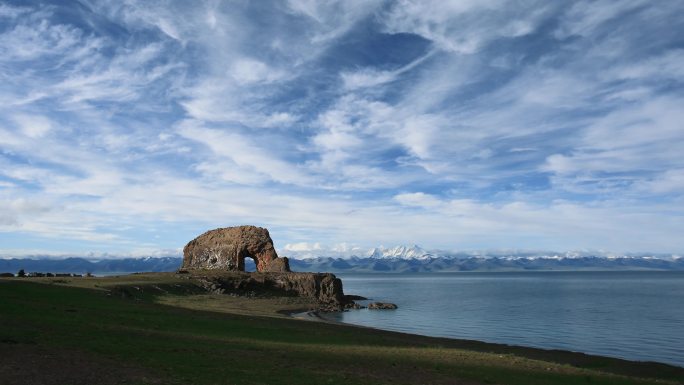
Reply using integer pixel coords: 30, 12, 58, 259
344, 294, 368, 301
182, 226, 290, 272
368, 302, 398, 310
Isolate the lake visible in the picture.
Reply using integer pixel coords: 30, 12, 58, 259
326, 271, 684, 367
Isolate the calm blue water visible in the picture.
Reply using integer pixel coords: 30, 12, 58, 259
326, 271, 684, 367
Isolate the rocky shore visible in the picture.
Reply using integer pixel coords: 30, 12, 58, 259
177, 270, 361, 311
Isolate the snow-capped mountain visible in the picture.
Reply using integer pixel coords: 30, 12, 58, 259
367, 245, 434, 260
282, 245, 684, 273
280, 243, 683, 262
280, 244, 436, 260
2, 246, 682, 275
288, 254, 684, 273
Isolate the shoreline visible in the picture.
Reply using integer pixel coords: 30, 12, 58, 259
5, 275, 684, 377
6, 274, 683, 371
3, 277, 684, 384
288, 310, 328, 322
286, 307, 684, 373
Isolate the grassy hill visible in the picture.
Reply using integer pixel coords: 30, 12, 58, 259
1, 274, 682, 385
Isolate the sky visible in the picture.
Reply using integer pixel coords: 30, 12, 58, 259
1, 0, 684, 257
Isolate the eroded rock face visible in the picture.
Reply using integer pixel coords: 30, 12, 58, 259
189, 271, 348, 310
182, 226, 290, 272
180, 226, 356, 310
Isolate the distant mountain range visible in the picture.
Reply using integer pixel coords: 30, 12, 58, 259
287, 245, 684, 273
1, 245, 682, 274
367, 245, 435, 260
283, 244, 684, 261
0, 257, 182, 275
289, 255, 684, 273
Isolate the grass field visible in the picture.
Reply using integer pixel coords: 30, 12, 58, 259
1, 275, 682, 385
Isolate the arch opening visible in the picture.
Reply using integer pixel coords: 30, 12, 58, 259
237, 250, 257, 272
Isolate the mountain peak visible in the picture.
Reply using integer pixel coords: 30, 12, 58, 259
366, 245, 433, 260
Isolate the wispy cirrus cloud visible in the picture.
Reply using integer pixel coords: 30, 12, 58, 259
381, 0, 555, 53
1, 0, 683, 255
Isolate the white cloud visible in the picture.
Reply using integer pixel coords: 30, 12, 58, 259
1, 1, 684, 256
0, 16, 83, 61
0, 4, 30, 18
340, 49, 436, 91
543, 96, 684, 187
0, 8, 178, 115
286, 0, 383, 43
0, 195, 119, 243
381, 0, 551, 53
86, 2, 191, 43
555, 0, 648, 38
180, 74, 299, 128
387, 192, 684, 252
12, 114, 53, 138
341, 68, 397, 91
283, 242, 323, 252
177, 121, 313, 186
635, 169, 684, 194
279, 241, 368, 258
50, 43, 179, 107
229, 58, 286, 85
614, 49, 684, 81
394, 192, 444, 209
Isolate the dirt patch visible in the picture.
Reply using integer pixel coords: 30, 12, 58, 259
0, 343, 166, 385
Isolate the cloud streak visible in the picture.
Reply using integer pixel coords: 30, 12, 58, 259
1, 0, 683, 255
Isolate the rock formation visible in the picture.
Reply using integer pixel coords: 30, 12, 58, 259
368, 302, 398, 310
179, 225, 371, 311
190, 271, 347, 310
182, 226, 290, 272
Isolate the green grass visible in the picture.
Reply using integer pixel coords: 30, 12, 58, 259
1, 278, 682, 385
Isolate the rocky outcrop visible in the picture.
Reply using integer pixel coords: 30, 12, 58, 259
182, 226, 290, 273
368, 302, 398, 310
261, 257, 290, 273
180, 226, 364, 311
187, 271, 348, 311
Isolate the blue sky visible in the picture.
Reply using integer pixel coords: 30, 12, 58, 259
1, 0, 683, 257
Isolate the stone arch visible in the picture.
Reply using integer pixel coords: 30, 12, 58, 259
182, 225, 290, 272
